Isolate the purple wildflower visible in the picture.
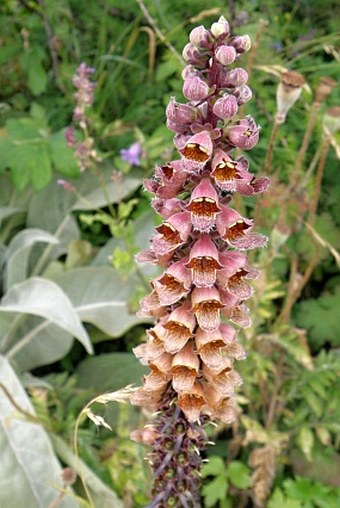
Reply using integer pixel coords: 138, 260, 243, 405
120, 142, 142, 166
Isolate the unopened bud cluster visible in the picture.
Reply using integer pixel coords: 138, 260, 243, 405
131, 16, 269, 506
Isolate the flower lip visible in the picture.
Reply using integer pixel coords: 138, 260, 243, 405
187, 178, 221, 232
154, 258, 192, 305
171, 342, 200, 394
178, 382, 205, 422
195, 327, 234, 370
154, 211, 192, 249
192, 286, 223, 332
211, 149, 253, 191
227, 116, 260, 150
180, 131, 213, 164
162, 303, 196, 354
186, 234, 222, 287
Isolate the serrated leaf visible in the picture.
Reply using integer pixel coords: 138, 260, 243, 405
0, 355, 79, 508
0, 277, 93, 357
202, 475, 229, 507
302, 387, 324, 417
283, 477, 328, 501
227, 461, 251, 489
268, 488, 302, 508
201, 456, 226, 478
268, 332, 313, 370
294, 288, 340, 348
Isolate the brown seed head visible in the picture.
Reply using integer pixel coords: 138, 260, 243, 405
281, 71, 306, 91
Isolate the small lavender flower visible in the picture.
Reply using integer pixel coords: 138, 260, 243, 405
131, 16, 269, 507
120, 142, 142, 166
66, 63, 101, 172
72, 63, 95, 127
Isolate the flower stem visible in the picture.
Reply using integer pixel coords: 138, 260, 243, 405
292, 100, 321, 184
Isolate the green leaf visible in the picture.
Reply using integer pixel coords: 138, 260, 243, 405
27, 181, 80, 260
4, 228, 59, 290
0, 118, 52, 190
49, 130, 80, 177
268, 331, 313, 370
294, 287, 340, 348
296, 427, 314, 462
227, 461, 251, 489
283, 477, 329, 502
20, 47, 47, 96
51, 266, 150, 337
201, 456, 226, 478
202, 475, 229, 507
4, 317, 74, 371
71, 171, 142, 211
75, 352, 146, 391
0, 356, 79, 508
30, 102, 47, 123
0, 277, 93, 358
302, 387, 324, 418
0, 206, 25, 228
268, 488, 302, 508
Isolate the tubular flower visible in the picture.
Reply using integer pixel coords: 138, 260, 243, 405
131, 16, 269, 507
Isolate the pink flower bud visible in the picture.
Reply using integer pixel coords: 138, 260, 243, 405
227, 117, 260, 150
189, 25, 211, 47
183, 75, 210, 101
231, 35, 252, 54
181, 65, 199, 80
220, 67, 248, 88
213, 93, 238, 119
233, 85, 252, 105
166, 97, 198, 124
215, 45, 237, 66
166, 119, 188, 134
182, 43, 209, 66
64, 126, 76, 146
210, 16, 230, 39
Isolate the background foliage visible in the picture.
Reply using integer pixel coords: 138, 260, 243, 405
0, 0, 339, 507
